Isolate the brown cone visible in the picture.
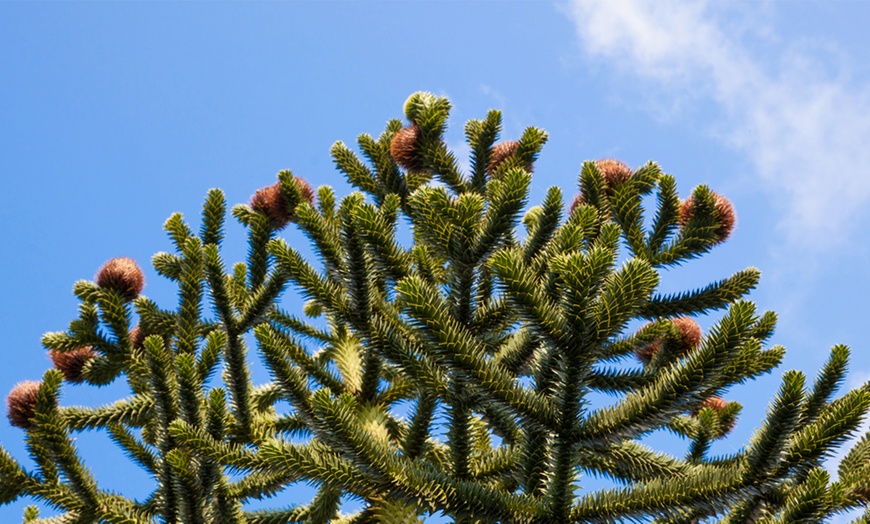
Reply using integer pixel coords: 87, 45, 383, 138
7, 381, 42, 429
251, 182, 291, 230
679, 192, 736, 244
635, 318, 700, 364
96, 257, 145, 301
295, 177, 316, 206
569, 194, 585, 215
487, 141, 519, 175
50, 347, 96, 383
694, 396, 728, 414
130, 326, 146, 350
693, 396, 735, 434
390, 125, 424, 171
250, 177, 315, 231
672, 317, 702, 354
634, 338, 662, 365
595, 159, 633, 193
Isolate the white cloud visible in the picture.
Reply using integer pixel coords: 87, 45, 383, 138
563, 0, 870, 248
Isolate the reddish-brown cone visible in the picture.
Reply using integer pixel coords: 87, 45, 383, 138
390, 125, 424, 171
487, 141, 519, 175
130, 326, 146, 350
569, 194, 585, 215
7, 381, 41, 429
635, 317, 701, 364
295, 177, 316, 206
692, 396, 735, 434
250, 177, 315, 231
679, 192, 736, 244
672, 317, 702, 354
251, 182, 290, 230
50, 347, 97, 383
694, 396, 728, 414
96, 257, 145, 301
634, 338, 662, 365
595, 159, 633, 193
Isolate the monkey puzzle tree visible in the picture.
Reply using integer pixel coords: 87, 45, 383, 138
2, 92, 869, 523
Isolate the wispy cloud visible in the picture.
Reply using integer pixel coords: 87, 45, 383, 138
563, 0, 870, 248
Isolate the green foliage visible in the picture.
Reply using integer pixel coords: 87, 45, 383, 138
3, 93, 869, 523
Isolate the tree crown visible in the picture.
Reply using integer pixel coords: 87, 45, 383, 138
4, 92, 869, 523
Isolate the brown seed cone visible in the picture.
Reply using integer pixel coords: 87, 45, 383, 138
390, 125, 424, 172
251, 182, 290, 230
694, 396, 728, 414
569, 194, 585, 215
295, 177, 316, 206
250, 177, 315, 231
130, 326, 146, 350
679, 192, 736, 244
7, 381, 42, 429
96, 257, 145, 301
634, 338, 662, 365
672, 317, 702, 354
50, 347, 97, 383
635, 317, 700, 364
487, 141, 519, 175
693, 396, 735, 434
595, 159, 633, 193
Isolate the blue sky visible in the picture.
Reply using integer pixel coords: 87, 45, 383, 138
2, 1, 870, 521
